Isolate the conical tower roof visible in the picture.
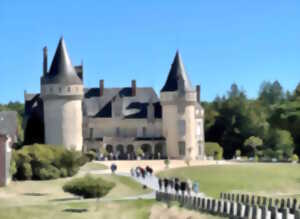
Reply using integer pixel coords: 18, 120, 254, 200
42, 37, 82, 85
161, 51, 192, 92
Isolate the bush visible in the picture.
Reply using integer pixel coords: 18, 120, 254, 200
164, 159, 170, 168
85, 150, 97, 161
36, 165, 61, 180
63, 175, 115, 198
205, 142, 223, 160
291, 154, 299, 163
11, 144, 87, 181
254, 155, 259, 162
235, 150, 241, 157
135, 146, 144, 157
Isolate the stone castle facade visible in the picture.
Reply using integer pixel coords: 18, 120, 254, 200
24, 38, 205, 160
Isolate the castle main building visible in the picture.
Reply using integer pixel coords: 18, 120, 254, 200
24, 38, 205, 160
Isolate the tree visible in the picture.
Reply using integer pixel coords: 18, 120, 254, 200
259, 81, 284, 105
244, 136, 263, 156
267, 129, 294, 159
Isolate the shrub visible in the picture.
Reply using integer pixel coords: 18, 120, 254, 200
135, 146, 144, 157
291, 154, 299, 163
164, 158, 170, 168
205, 142, 223, 160
235, 150, 241, 157
11, 144, 87, 181
36, 165, 61, 180
85, 150, 97, 161
254, 155, 259, 162
22, 162, 33, 180
63, 175, 115, 198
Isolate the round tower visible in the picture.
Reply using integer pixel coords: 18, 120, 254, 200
40, 38, 84, 151
160, 51, 205, 159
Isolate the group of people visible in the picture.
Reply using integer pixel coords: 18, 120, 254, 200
130, 166, 154, 178
158, 177, 199, 196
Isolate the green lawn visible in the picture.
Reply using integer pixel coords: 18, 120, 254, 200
80, 162, 108, 172
0, 174, 151, 208
157, 163, 300, 198
0, 200, 155, 219
0, 199, 223, 219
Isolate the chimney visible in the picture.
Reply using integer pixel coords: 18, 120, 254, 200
196, 85, 201, 102
131, 80, 136, 96
43, 46, 48, 75
99, 80, 104, 96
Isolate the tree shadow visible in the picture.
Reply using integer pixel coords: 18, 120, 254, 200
50, 197, 81, 202
22, 193, 48, 196
63, 209, 88, 213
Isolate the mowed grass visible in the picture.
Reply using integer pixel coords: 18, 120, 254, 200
0, 174, 151, 208
0, 199, 224, 219
157, 163, 300, 198
80, 162, 108, 172
0, 200, 155, 219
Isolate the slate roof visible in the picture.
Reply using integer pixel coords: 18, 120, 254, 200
0, 111, 18, 141
161, 51, 193, 92
83, 87, 162, 119
41, 38, 82, 85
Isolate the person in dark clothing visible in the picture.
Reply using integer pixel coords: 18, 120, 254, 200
174, 181, 180, 195
140, 168, 145, 179
110, 163, 117, 174
163, 178, 169, 192
180, 181, 186, 196
169, 178, 174, 191
158, 178, 162, 191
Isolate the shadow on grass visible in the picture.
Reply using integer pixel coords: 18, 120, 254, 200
63, 209, 88, 213
22, 193, 49, 196
50, 197, 81, 202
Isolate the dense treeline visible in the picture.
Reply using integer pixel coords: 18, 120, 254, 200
1, 80, 299, 160
204, 81, 300, 159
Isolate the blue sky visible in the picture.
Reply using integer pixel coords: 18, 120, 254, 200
1, 0, 300, 103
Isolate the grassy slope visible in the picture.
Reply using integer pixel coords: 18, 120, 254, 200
0, 174, 151, 208
0, 200, 224, 219
0, 200, 155, 219
80, 162, 108, 171
157, 163, 300, 198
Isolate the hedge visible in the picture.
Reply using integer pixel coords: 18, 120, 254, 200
63, 175, 115, 198
11, 144, 89, 180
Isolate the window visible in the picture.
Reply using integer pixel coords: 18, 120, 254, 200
89, 128, 93, 139
49, 87, 53, 93
142, 127, 146, 137
178, 120, 185, 136
178, 141, 185, 156
58, 87, 62, 93
116, 127, 120, 137
67, 87, 71, 92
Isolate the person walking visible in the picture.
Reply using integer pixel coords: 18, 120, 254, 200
180, 181, 186, 196
110, 163, 117, 174
158, 178, 163, 191
187, 179, 192, 196
163, 178, 169, 193
169, 178, 174, 193
192, 181, 199, 195
174, 180, 180, 195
